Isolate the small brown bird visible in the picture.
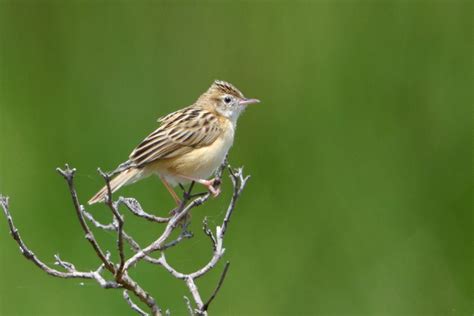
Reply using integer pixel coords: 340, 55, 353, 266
88, 80, 259, 205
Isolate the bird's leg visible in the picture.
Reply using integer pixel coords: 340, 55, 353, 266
159, 175, 182, 206
164, 180, 193, 227
179, 181, 196, 201
177, 175, 221, 197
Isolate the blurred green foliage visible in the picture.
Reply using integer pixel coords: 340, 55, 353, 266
0, 1, 472, 315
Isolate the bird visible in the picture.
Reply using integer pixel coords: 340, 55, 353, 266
88, 80, 260, 205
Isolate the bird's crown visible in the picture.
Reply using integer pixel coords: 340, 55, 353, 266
211, 80, 244, 99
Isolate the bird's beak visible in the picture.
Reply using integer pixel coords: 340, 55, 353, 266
239, 98, 260, 105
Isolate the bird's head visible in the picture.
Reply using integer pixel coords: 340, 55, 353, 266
198, 80, 260, 123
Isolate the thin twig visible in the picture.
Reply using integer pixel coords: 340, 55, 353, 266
58, 166, 161, 316
54, 254, 76, 272
124, 290, 149, 316
98, 168, 126, 278
202, 217, 217, 251
83, 209, 192, 264
56, 165, 115, 273
123, 193, 210, 270
82, 209, 115, 230
221, 167, 250, 236
0, 196, 120, 288
118, 197, 169, 223
201, 261, 231, 312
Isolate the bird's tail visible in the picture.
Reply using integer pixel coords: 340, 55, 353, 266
88, 168, 142, 205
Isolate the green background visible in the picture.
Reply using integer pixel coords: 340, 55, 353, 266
0, 1, 472, 315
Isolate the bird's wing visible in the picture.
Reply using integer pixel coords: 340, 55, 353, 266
129, 107, 222, 166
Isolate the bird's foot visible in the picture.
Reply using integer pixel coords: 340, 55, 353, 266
202, 178, 221, 197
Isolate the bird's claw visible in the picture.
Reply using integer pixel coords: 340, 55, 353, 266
205, 178, 221, 197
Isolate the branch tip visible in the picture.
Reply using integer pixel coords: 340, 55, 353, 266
202, 217, 217, 250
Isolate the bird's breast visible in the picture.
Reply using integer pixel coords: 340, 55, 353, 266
160, 122, 235, 184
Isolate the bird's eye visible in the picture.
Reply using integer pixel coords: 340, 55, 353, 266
224, 96, 232, 104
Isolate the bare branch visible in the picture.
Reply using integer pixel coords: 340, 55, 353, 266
124, 290, 149, 316
98, 168, 126, 278
96, 251, 112, 275
83, 208, 192, 265
1, 159, 249, 316
56, 165, 115, 273
157, 253, 186, 279
164, 228, 193, 248
59, 166, 162, 316
123, 193, 210, 270
118, 197, 169, 223
201, 261, 231, 312
0, 196, 120, 288
186, 277, 205, 312
113, 205, 126, 277
156, 163, 249, 312
221, 167, 250, 236
54, 254, 76, 272
202, 217, 217, 251
189, 168, 249, 281
82, 209, 115, 230
120, 272, 161, 316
